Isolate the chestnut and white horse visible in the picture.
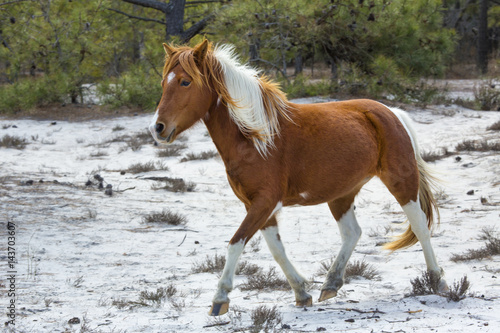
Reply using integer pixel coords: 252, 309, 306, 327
149, 40, 448, 316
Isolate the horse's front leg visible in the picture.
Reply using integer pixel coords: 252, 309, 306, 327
209, 197, 279, 316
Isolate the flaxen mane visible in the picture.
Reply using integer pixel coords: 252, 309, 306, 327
163, 42, 291, 156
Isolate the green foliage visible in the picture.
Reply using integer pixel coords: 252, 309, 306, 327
97, 65, 162, 110
281, 75, 333, 98
0, 74, 71, 113
214, 0, 456, 79
0, 0, 460, 112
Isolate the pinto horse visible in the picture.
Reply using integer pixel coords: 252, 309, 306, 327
149, 40, 448, 316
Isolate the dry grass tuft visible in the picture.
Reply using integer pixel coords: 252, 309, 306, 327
487, 120, 500, 131
156, 143, 187, 157
191, 254, 226, 274
142, 209, 187, 226
250, 305, 283, 333
236, 260, 261, 276
409, 271, 442, 296
455, 139, 500, 152
190, 254, 262, 276
421, 147, 453, 162
451, 228, 500, 262
239, 267, 290, 291
0, 134, 28, 149
409, 271, 471, 302
180, 150, 218, 162
125, 160, 169, 174
447, 276, 470, 302
139, 286, 173, 306
344, 260, 380, 282
318, 259, 380, 283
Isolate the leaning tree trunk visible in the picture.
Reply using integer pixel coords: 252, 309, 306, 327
477, 0, 488, 75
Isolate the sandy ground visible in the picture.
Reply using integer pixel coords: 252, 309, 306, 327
1, 100, 499, 332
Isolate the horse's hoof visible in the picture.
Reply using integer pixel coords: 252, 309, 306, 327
318, 289, 337, 302
438, 279, 449, 293
296, 295, 313, 307
209, 302, 229, 316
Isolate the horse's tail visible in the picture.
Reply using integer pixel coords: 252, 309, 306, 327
384, 108, 440, 252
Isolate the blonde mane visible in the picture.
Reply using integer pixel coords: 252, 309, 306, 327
163, 42, 291, 157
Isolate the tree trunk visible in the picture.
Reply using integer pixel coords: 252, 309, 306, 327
166, 0, 185, 40
477, 0, 488, 75
294, 53, 303, 75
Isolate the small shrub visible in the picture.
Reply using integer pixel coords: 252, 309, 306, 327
409, 271, 441, 296
344, 260, 380, 283
0, 135, 28, 149
451, 228, 500, 262
125, 160, 169, 174
97, 65, 162, 110
250, 305, 282, 333
239, 267, 290, 291
142, 209, 187, 226
191, 254, 226, 274
421, 147, 453, 162
236, 260, 261, 276
487, 120, 500, 131
447, 276, 470, 302
139, 287, 169, 306
455, 139, 500, 152
112, 125, 125, 132
156, 144, 187, 157
180, 150, 218, 162
318, 259, 379, 283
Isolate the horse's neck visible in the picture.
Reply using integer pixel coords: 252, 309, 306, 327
203, 99, 255, 163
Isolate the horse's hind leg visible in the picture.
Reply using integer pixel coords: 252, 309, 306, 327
400, 199, 448, 292
319, 191, 362, 302
261, 216, 312, 306
380, 164, 448, 293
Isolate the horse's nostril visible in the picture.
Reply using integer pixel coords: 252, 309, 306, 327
155, 123, 165, 134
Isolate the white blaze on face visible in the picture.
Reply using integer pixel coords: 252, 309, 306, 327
166, 72, 176, 84
149, 109, 159, 140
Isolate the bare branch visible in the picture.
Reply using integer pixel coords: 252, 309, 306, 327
181, 14, 214, 43
107, 8, 165, 24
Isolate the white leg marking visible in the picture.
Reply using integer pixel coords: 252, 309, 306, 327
261, 226, 310, 303
166, 72, 176, 84
333, 204, 361, 276
212, 240, 245, 303
261, 227, 307, 287
323, 204, 361, 291
270, 201, 283, 217
299, 192, 309, 200
402, 200, 440, 273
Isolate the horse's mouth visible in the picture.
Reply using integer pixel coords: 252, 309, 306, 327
166, 128, 176, 143
151, 127, 177, 144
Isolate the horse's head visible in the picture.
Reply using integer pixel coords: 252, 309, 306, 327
150, 40, 215, 144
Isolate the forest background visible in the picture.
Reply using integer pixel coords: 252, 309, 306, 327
0, 0, 498, 115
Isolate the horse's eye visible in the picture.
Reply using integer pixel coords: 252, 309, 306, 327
180, 80, 191, 87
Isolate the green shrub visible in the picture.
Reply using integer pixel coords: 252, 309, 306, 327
0, 74, 71, 113
98, 65, 162, 110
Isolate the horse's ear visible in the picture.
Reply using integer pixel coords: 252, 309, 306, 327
193, 39, 209, 63
163, 43, 175, 57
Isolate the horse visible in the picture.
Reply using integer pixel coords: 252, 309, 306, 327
149, 40, 449, 316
